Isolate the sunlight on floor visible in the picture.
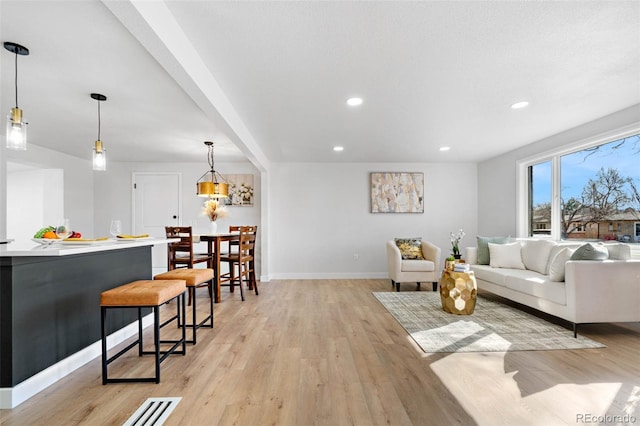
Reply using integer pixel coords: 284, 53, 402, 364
430, 352, 632, 425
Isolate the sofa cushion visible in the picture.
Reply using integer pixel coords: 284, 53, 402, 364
470, 265, 507, 286
604, 243, 631, 260
521, 239, 556, 274
489, 242, 526, 269
548, 247, 576, 282
395, 238, 424, 260
546, 242, 584, 274
477, 236, 510, 265
571, 243, 608, 261
502, 270, 567, 305
401, 259, 435, 272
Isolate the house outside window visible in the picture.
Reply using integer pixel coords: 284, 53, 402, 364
519, 130, 640, 242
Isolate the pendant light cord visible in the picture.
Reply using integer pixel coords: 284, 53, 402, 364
14, 51, 19, 108
97, 100, 101, 140
208, 143, 215, 171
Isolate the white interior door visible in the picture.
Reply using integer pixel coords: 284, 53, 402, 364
133, 172, 182, 270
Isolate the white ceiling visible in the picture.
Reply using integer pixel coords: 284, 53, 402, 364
1, 0, 639, 167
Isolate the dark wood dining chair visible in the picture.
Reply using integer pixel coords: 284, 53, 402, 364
219, 225, 258, 301
165, 226, 212, 304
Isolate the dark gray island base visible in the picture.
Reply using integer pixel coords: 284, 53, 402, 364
0, 239, 170, 408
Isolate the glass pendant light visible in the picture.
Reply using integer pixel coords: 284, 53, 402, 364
91, 93, 107, 171
4, 42, 30, 151
196, 141, 228, 198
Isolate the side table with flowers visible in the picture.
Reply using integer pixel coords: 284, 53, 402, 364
202, 199, 228, 234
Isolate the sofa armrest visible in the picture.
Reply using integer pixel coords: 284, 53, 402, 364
421, 240, 441, 269
465, 247, 478, 265
386, 240, 402, 279
565, 260, 640, 323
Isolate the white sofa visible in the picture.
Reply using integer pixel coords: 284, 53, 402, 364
465, 239, 640, 336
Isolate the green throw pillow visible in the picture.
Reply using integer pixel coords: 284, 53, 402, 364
395, 238, 424, 260
477, 236, 510, 265
570, 243, 608, 261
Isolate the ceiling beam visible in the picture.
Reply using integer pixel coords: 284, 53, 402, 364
102, 0, 270, 172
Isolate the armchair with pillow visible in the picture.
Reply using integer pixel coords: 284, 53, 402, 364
386, 238, 441, 292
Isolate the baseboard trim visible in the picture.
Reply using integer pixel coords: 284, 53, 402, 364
268, 272, 389, 280
0, 313, 154, 409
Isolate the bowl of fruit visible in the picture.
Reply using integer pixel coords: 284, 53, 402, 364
32, 226, 82, 245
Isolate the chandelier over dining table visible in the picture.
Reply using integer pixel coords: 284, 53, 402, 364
196, 141, 228, 198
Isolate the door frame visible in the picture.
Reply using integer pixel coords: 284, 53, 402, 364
131, 172, 183, 235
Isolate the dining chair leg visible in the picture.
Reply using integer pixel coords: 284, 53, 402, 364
238, 263, 246, 301
229, 261, 236, 293
250, 261, 258, 295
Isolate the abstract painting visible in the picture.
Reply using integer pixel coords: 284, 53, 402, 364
370, 172, 424, 213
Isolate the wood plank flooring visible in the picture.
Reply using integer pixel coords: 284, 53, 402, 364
1, 279, 638, 425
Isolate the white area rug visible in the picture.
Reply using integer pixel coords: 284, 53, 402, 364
373, 292, 605, 353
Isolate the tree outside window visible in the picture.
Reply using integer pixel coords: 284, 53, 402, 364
529, 133, 639, 242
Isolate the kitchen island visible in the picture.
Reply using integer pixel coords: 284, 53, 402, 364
0, 238, 172, 408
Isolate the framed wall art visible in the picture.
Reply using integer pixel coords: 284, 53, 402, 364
370, 172, 424, 213
223, 174, 254, 206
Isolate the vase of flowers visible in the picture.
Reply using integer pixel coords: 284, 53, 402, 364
202, 199, 228, 234
445, 255, 456, 271
449, 228, 465, 259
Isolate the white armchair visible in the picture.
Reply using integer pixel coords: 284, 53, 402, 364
386, 239, 441, 292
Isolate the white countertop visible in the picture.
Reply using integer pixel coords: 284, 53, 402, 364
0, 238, 174, 257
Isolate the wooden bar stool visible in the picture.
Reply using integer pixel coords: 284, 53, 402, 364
100, 279, 186, 384
153, 268, 214, 345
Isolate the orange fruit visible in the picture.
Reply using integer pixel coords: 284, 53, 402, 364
43, 231, 59, 239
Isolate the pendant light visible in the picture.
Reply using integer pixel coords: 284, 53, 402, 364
196, 141, 228, 198
90, 93, 107, 171
4, 42, 30, 151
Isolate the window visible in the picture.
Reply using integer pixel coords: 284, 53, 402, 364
519, 130, 640, 241
529, 161, 551, 236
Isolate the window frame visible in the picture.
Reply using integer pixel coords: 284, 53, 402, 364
516, 124, 640, 240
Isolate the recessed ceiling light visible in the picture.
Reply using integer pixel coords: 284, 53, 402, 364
346, 97, 363, 106
511, 101, 529, 109
333, 146, 344, 152
439, 146, 451, 152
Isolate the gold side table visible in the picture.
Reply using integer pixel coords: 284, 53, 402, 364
439, 270, 477, 315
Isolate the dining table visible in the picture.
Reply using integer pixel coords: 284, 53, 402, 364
195, 232, 240, 303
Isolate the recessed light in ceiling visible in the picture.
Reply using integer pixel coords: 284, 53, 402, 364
333, 146, 344, 152
346, 97, 363, 106
439, 146, 451, 152
511, 101, 529, 109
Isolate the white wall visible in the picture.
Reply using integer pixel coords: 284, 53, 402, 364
477, 104, 640, 237
3, 145, 94, 238
268, 162, 478, 279
7, 167, 63, 241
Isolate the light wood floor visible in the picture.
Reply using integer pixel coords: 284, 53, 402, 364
1, 279, 639, 426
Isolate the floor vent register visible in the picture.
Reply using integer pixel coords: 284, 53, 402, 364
123, 397, 181, 426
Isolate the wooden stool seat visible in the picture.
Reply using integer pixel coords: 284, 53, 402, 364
154, 269, 213, 287
154, 269, 214, 345
100, 280, 186, 384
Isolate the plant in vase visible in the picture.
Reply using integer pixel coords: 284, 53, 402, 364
449, 228, 465, 260
445, 255, 456, 271
202, 199, 228, 233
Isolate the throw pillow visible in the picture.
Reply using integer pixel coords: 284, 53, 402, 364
489, 242, 525, 269
521, 239, 555, 274
477, 236, 510, 265
605, 243, 631, 260
548, 247, 576, 282
570, 243, 608, 261
395, 238, 424, 260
